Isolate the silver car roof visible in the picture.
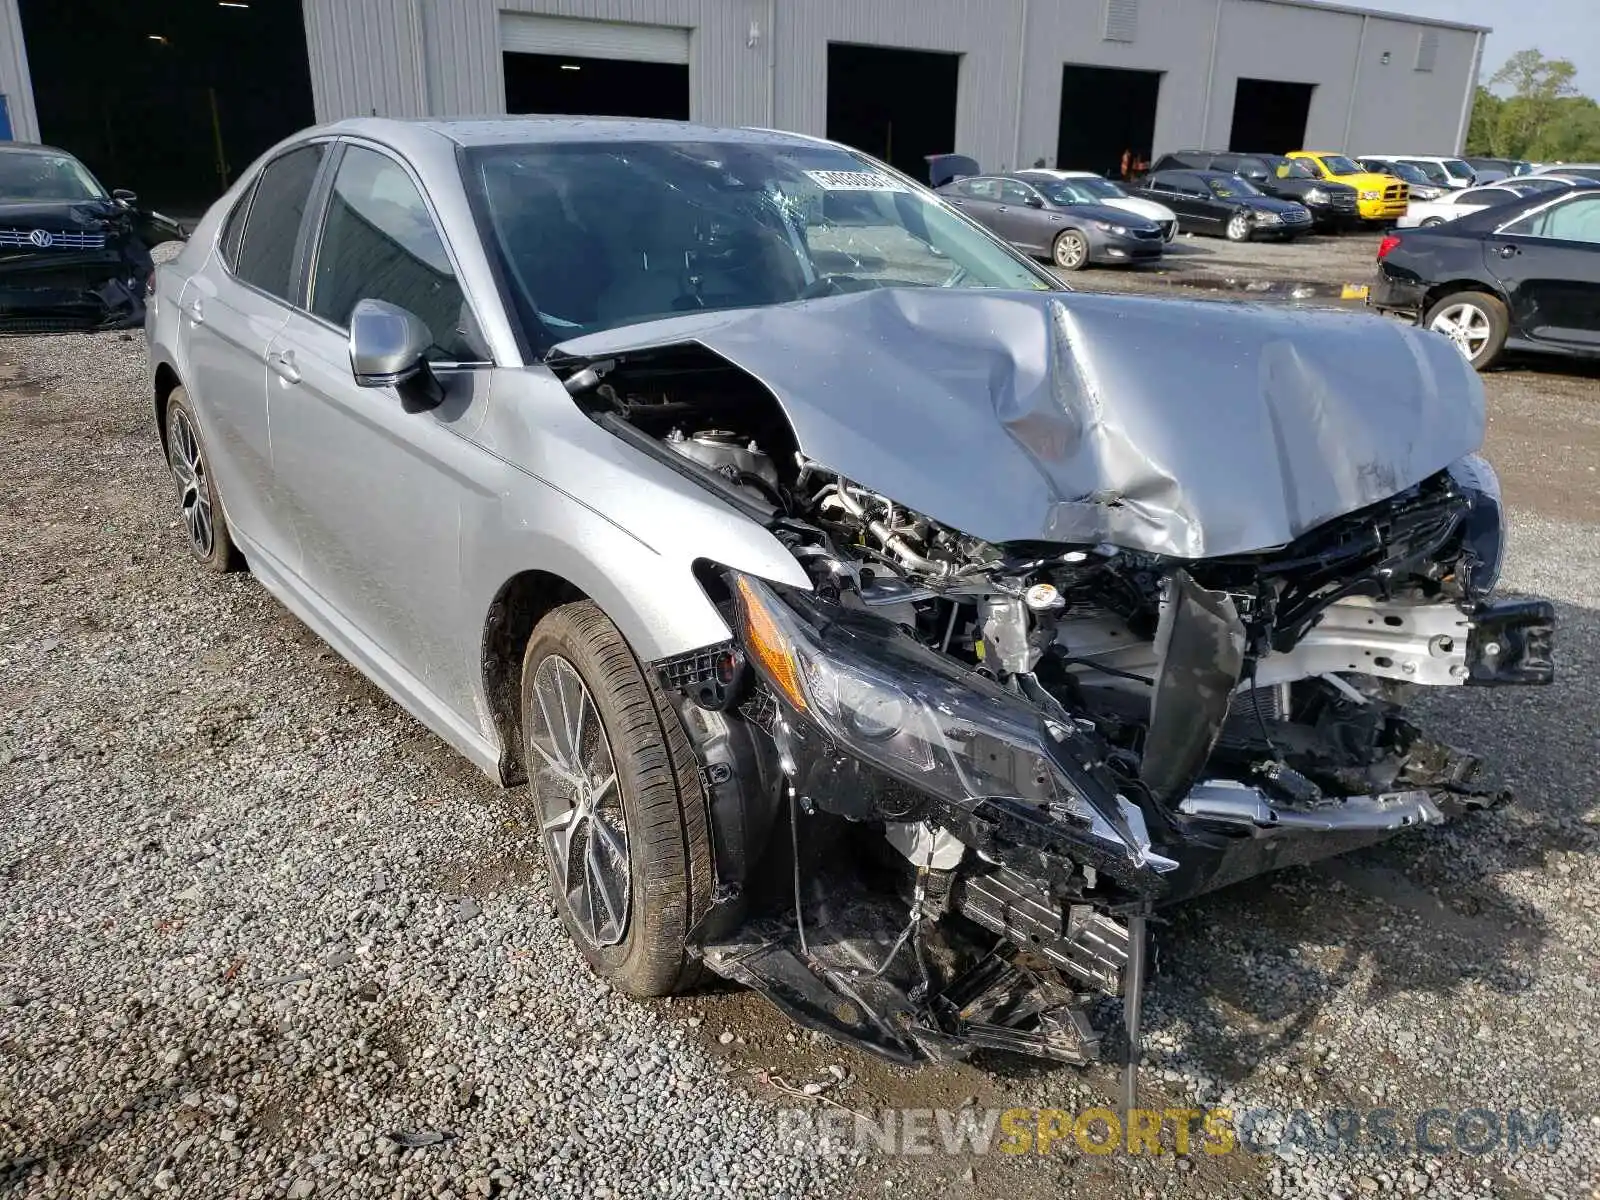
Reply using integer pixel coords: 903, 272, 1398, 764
316, 115, 830, 150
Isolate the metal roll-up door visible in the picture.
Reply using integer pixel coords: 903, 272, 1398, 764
498, 13, 690, 65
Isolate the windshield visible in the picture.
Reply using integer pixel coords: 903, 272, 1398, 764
0, 150, 106, 202
1399, 159, 1449, 185
1036, 179, 1106, 205
1207, 176, 1262, 198
467, 140, 1053, 347
1056, 175, 1126, 200
1320, 155, 1361, 176
1375, 160, 1428, 186
1443, 159, 1473, 178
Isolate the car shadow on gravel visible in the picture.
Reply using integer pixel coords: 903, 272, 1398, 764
1132, 593, 1597, 1089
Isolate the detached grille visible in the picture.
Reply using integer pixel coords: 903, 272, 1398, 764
0, 228, 107, 250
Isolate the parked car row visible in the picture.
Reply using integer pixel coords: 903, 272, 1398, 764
935, 169, 1178, 270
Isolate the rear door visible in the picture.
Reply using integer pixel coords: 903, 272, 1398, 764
1142, 172, 1199, 231
997, 178, 1051, 251
263, 140, 496, 708
1487, 192, 1600, 349
179, 142, 326, 572
1171, 172, 1223, 232
946, 177, 1009, 240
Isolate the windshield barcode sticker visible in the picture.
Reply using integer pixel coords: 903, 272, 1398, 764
804, 169, 908, 192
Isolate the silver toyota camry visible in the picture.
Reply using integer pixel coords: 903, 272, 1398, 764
145, 117, 1553, 1072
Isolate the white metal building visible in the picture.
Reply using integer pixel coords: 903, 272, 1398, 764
0, 0, 1485, 199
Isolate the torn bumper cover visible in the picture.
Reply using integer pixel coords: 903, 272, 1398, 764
0, 242, 153, 334
673, 574, 1551, 1066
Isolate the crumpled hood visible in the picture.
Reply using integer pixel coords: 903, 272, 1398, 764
553, 287, 1485, 558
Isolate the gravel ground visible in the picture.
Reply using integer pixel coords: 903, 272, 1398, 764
2, 250, 1598, 1200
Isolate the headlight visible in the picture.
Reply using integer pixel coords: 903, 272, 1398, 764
1305, 187, 1330, 204
1255, 211, 1281, 224
1361, 190, 1382, 200
727, 572, 1175, 871
1092, 220, 1129, 236
1447, 454, 1505, 597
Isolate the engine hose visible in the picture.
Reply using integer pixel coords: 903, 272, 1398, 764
831, 484, 952, 578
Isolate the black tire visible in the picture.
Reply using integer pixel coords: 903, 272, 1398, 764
1423, 290, 1509, 371
1051, 229, 1090, 271
521, 600, 713, 997
1225, 211, 1253, 242
164, 388, 243, 572
1421, 216, 1446, 228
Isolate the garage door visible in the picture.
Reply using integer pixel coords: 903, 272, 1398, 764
498, 13, 690, 65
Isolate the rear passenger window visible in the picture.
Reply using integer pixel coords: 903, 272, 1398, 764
235, 144, 325, 301
218, 179, 257, 272
310, 145, 479, 361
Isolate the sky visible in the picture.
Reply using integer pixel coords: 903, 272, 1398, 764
1317, 0, 1599, 96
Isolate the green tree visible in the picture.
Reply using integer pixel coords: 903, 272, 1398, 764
1485, 49, 1580, 158
1465, 86, 1502, 156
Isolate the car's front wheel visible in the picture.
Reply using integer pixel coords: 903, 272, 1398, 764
1425, 290, 1509, 370
164, 388, 243, 572
1225, 211, 1253, 242
1052, 229, 1090, 271
521, 600, 713, 997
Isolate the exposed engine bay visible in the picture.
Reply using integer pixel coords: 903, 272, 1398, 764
562, 336, 1555, 1073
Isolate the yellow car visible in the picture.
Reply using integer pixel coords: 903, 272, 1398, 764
1286, 152, 1408, 222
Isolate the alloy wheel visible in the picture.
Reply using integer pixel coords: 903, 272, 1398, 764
168, 409, 214, 558
1054, 232, 1087, 270
1227, 213, 1251, 241
527, 654, 630, 947
1429, 302, 1492, 363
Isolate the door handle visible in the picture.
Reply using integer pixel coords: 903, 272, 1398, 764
995, 205, 1009, 212
1497, 244, 1520, 259
267, 349, 301, 384
185, 298, 204, 324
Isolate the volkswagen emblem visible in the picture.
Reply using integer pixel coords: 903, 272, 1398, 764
28, 229, 54, 248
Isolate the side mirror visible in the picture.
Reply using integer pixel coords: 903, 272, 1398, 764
349, 298, 442, 411
1025, 195, 1044, 208
112, 188, 137, 205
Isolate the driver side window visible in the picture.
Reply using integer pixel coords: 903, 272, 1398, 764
310, 144, 484, 361
1000, 180, 1035, 205
961, 178, 1001, 201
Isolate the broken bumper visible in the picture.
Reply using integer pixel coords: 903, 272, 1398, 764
0, 250, 150, 334
682, 575, 1550, 1067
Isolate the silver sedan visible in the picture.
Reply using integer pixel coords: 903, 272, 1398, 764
146, 117, 1544, 1070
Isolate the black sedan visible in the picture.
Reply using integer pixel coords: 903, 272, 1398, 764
1153, 150, 1359, 228
937, 173, 1164, 270
0, 142, 183, 333
1135, 169, 1314, 241
1369, 183, 1600, 370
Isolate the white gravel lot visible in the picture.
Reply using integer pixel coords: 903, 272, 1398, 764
2, 314, 1597, 1200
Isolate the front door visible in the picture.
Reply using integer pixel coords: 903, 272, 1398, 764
1488, 192, 1600, 349
265, 141, 497, 712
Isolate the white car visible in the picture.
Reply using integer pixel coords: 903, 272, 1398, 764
1018, 169, 1179, 242
1362, 155, 1476, 189
1396, 183, 1540, 228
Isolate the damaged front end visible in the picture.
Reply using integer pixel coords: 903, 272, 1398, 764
561, 292, 1554, 1070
